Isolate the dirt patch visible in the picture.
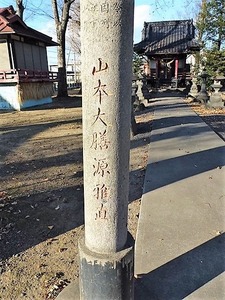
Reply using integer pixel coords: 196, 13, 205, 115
0, 95, 153, 299
185, 99, 225, 141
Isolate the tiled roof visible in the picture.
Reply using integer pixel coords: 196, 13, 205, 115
0, 6, 57, 46
134, 19, 200, 55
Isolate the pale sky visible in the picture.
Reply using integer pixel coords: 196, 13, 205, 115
0, 0, 195, 65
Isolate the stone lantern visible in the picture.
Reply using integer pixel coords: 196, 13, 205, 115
131, 75, 140, 109
131, 75, 138, 97
208, 73, 225, 108
196, 68, 209, 104
136, 78, 145, 102
135, 75, 148, 110
189, 66, 198, 99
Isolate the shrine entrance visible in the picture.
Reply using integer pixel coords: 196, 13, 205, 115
158, 58, 175, 83
134, 19, 200, 88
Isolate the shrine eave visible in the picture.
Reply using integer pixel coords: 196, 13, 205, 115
0, 5, 58, 46
134, 19, 200, 57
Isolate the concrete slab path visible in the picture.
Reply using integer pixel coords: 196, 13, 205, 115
134, 94, 225, 299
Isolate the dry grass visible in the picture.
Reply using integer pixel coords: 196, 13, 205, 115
18, 83, 54, 103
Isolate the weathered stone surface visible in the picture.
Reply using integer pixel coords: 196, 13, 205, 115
81, 0, 134, 254
79, 236, 134, 300
208, 81, 224, 108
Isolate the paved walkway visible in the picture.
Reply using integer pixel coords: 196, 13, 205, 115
134, 94, 225, 299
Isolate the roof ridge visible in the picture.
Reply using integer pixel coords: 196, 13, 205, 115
0, 5, 57, 46
144, 19, 193, 25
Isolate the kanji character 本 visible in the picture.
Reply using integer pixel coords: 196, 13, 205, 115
93, 79, 108, 104
93, 158, 110, 177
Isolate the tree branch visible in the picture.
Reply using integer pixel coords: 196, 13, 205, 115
51, 0, 60, 24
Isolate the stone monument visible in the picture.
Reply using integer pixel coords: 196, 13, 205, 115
79, 1, 134, 299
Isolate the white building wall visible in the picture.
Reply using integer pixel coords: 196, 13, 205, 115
0, 84, 20, 110
0, 83, 52, 110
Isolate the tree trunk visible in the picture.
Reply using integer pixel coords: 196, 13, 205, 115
51, 0, 75, 98
130, 105, 137, 136
57, 29, 68, 97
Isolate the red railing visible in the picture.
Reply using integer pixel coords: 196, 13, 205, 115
0, 69, 58, 83
0, 69, 18, 82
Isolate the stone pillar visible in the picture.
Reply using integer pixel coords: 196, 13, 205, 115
136, 80, 145, 102
131, 80, 138, 136
196, 69, 209, 104
155, 59, 159, 88
79, 1, 134, 299
174, 58, 179, 88
189, 75, 198, 99
156, 59, 159, 79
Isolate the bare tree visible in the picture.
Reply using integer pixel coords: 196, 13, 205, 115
16, 0, 25, 20
13, 0, 73, 97
67, 1, 80, 55
52, 0, 76, 97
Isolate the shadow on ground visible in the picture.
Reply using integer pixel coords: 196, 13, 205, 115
134, 233, 225, 299
0, 97, 84, 260
0, 95, 154, 260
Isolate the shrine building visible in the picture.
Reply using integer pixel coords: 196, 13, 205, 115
134, 19, 200, 87
0, 6, 58, 110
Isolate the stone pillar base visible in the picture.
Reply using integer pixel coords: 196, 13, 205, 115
207, 96, 224, 108
79, 235, 134, 300
56, 235, 134, 300
196, 92, 209, 104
